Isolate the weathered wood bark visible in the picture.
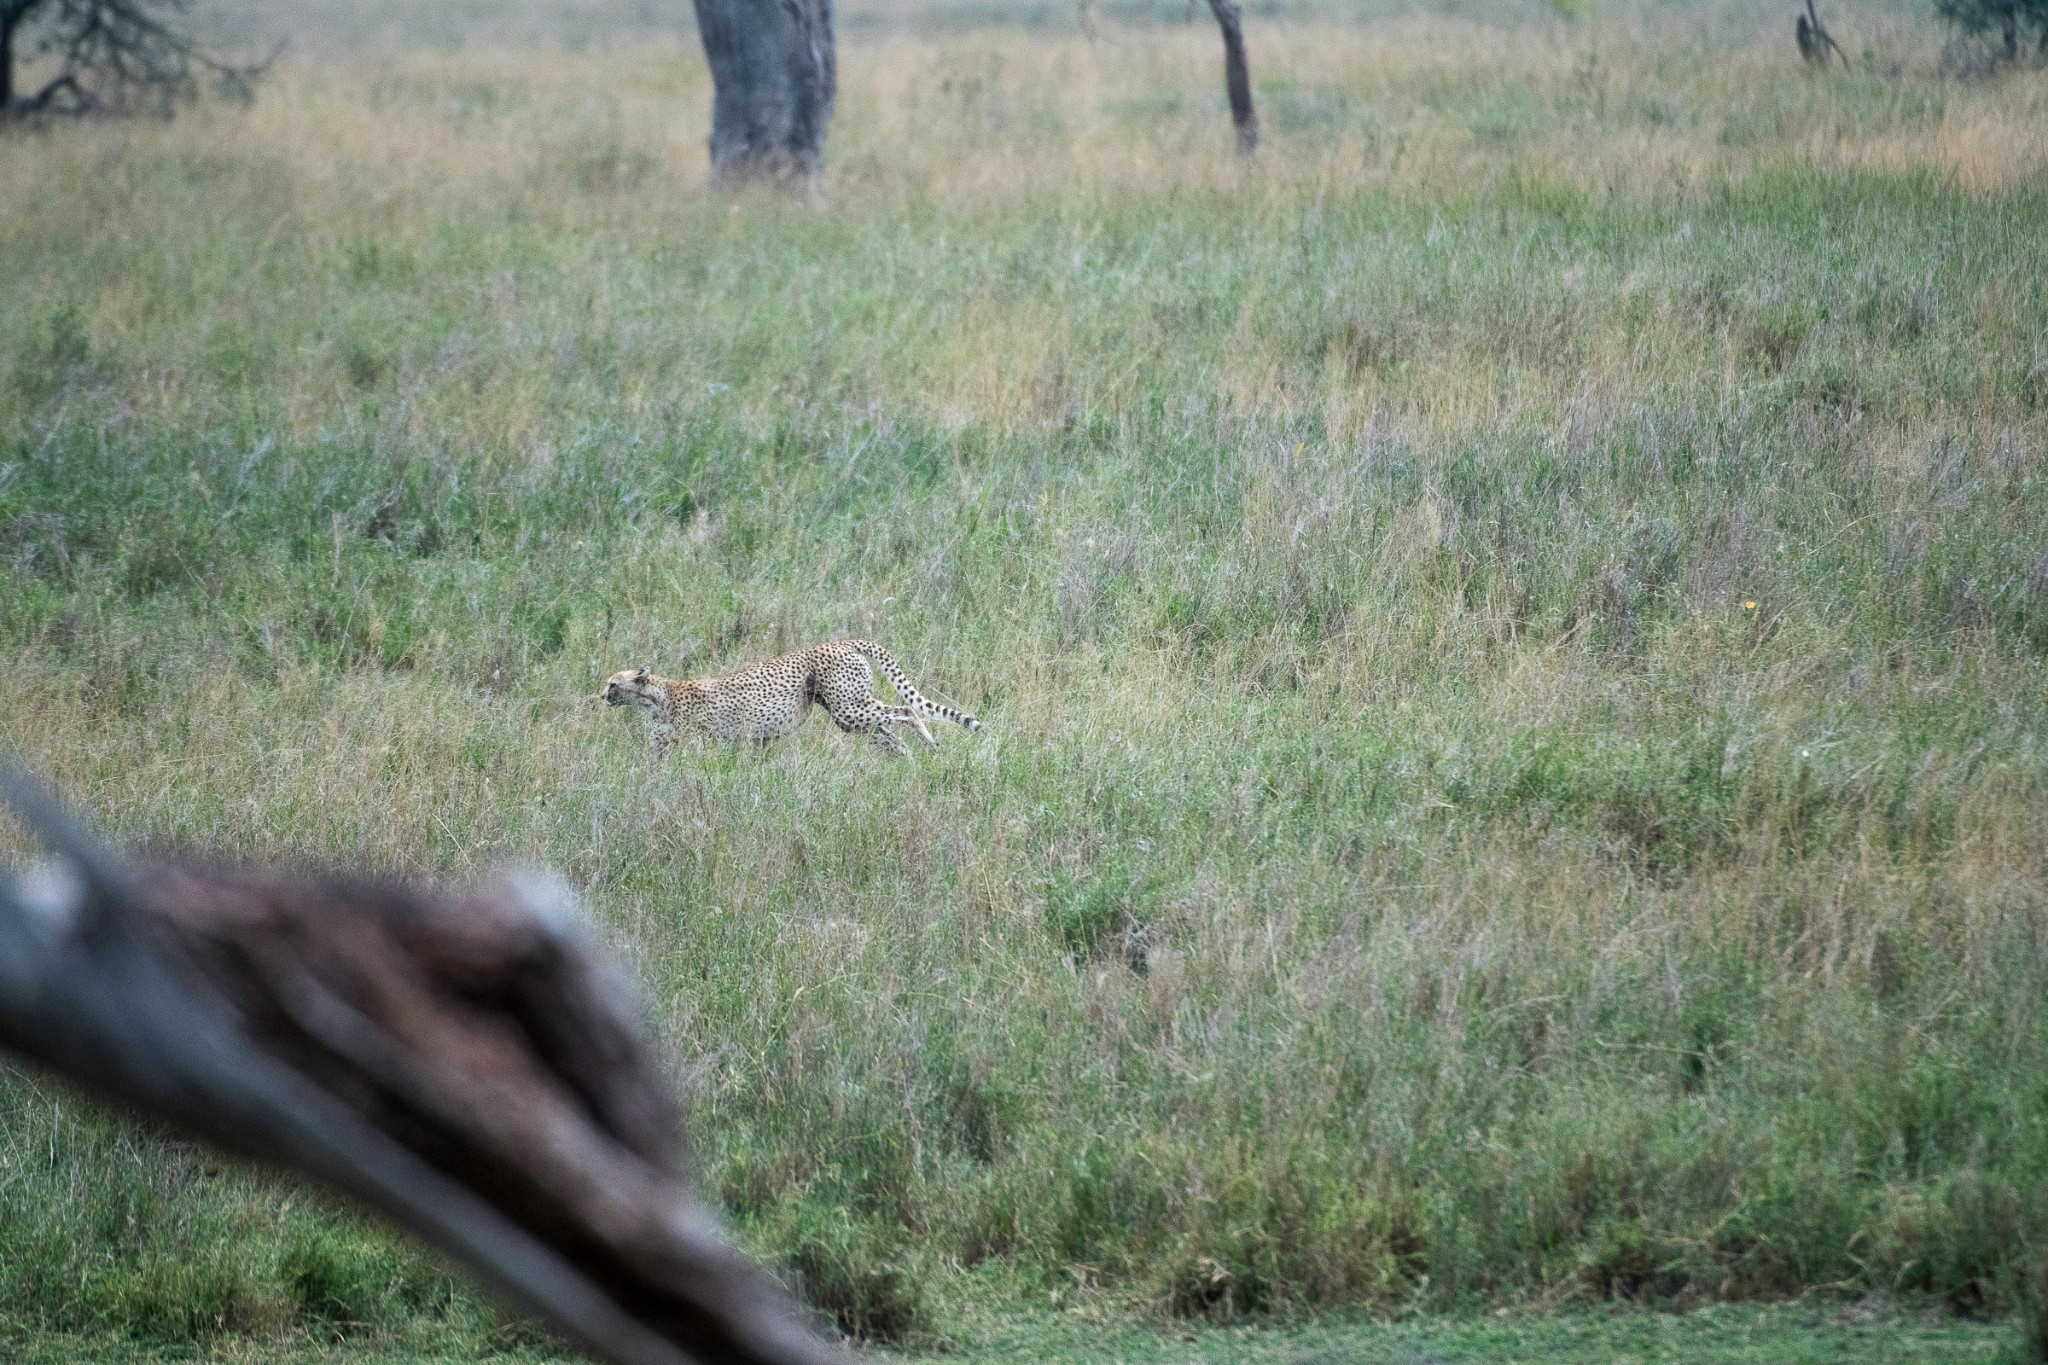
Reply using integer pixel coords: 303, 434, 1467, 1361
691, 0, 835, 182
0, 764, 847, 1365
1206, 0, 1257, 155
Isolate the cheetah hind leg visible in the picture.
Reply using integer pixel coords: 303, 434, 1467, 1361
831, 697, 912, 756
883, 705, 938, 750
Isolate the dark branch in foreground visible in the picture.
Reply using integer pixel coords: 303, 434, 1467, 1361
0, 761, 847, 1365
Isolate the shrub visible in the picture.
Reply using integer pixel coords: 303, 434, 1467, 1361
1936, 0, 2048, 62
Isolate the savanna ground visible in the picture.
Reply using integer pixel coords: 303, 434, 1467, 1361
3, 0, 2047, 1359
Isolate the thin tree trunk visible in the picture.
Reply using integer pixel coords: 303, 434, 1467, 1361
2004, 9, 2019, 60
1799, 0, 1845, 67
690, 0, 835, 183
1, 15, 16, 114
1206, 0, 1257, 155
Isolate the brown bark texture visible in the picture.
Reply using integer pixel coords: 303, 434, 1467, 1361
0, 765, 847, 1365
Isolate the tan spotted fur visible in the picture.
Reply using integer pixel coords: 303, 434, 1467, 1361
602, 639, 982, 757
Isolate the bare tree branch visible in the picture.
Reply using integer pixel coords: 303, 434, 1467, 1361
2, 0, 270, 122
1797, 0, 1848, 66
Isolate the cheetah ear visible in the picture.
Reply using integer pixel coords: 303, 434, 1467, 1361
632, 668, 648, 681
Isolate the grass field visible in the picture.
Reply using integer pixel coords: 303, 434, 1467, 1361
0, 1302, 2020, 1364
3, 0, 2048, 1355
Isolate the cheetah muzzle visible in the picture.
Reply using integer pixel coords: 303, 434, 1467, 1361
600, 640, 982, 758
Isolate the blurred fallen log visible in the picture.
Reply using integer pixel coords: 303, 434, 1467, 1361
0, 761, 847, 1365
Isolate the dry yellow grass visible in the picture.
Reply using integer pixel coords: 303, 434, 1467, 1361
4, 5, 2043, 448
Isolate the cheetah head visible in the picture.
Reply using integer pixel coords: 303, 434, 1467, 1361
601, 668, 659, 707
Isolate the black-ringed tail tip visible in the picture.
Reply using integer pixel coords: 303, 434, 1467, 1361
601, 640, 982, 757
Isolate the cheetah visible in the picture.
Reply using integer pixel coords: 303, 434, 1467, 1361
601, 639, 982, 757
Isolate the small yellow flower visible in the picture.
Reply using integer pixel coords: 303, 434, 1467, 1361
1744, 600, 1757, 611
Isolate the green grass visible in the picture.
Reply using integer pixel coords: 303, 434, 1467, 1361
934, 1306, 2019, 1363
3, 0, 2048, 1355
0, 1304, 2020, 1364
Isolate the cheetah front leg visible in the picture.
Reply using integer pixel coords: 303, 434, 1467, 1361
652, 721, 677, 758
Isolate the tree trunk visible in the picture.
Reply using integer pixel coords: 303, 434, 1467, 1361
2004, 9, 2019, 60
690, 0, 835, 183
1, 14, 15, 114
1206, 0, 1258, 155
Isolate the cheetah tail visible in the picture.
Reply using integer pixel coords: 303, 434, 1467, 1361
853, 640, 983, 734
